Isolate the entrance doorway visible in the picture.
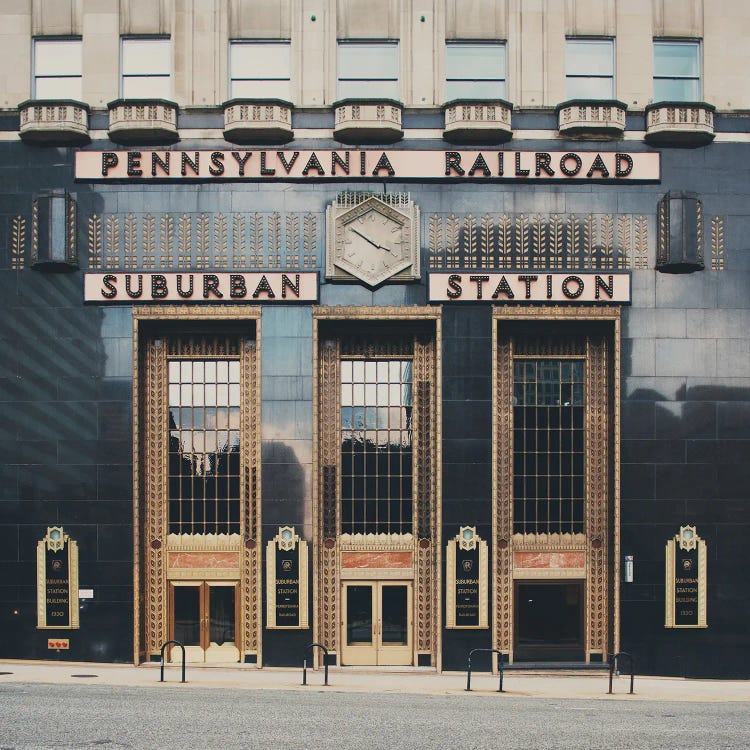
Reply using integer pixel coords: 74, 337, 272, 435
341, 581, 413, 665
514, 581, 585, 661
169, 582, 240, 663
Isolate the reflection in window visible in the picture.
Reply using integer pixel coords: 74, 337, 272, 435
446, 42, 506, 100
341, 358, 413, 534
512, 360, 585, 534
34, 39, 82, 100
168, 359, 240, 534
229, 41, 291, 100
654, 41, 700, 101
337, 42, 399, 100
121, 37, 172, 99
565, 39, 614, 99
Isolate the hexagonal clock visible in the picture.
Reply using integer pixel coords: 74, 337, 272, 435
326, 193, 420, 287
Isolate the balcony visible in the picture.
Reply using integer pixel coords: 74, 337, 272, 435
107, 99, 178, 144
333, 99, 403, 144
443, 99, 513, 144
557, 99, 627, 138
223, 99, 294, 144
18, 100, 90, 145
645, 102, 715, 146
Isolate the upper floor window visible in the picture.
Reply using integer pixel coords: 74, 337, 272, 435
337, 41, 399, 100
565, 38, 614, 99
229, 40, 291, 100
121, 38, 171, 99
653, 41, 700, 101
34, 38, 82, 100
445, 42, 507, 100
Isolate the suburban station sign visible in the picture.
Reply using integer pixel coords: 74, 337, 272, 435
75, 150, 660, 181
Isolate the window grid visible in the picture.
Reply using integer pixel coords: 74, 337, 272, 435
33, 39, 82, 100
565, 38, 614, 99
340, 358, 413, 534
337, 42, 400, 100
168, 359, 241, 534
121, 38, 171, 99
229, 40, 291, 100
512, 359, 585, 535
653, 40, 701, 102
445, 42, 507, 100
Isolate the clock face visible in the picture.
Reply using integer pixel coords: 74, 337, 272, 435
333, 199, 414, 287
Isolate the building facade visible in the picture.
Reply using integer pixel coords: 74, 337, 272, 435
0, 0, 748, 678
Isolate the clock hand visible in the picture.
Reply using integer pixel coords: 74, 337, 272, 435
351, 227, 395, 254
350, 227, 381, 249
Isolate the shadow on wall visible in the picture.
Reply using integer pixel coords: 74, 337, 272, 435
620, 385, 750, 679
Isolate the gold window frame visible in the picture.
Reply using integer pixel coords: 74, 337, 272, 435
133, 306, 262, 665
492, 306, 621, 664
312, 306, 442, 669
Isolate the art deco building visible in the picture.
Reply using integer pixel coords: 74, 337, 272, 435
0, 0, 747, 678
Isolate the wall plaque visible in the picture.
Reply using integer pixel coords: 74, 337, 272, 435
266, 526, 309, 629
445, 527, 488, 629
37, 527, 79, 629
665, 525, 707, 628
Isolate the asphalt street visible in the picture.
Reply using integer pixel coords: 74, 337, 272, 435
1, 683, 748, 750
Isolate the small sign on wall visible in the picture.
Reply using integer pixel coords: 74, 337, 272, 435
37, 527, 79, 629
665, 525, 707, 628
445, 527, 488, 629
266, 526, 309, 629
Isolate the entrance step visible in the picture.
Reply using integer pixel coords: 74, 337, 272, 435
504, 661, 609, 672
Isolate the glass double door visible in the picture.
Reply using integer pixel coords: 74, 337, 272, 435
341, 581, 412, 666
169, 582, 239, 663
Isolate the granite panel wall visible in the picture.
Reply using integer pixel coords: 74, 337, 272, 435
260, 306, 314, 666
0, 270, 134, 662
0, 131, 748, 675
440, 305, 493, 671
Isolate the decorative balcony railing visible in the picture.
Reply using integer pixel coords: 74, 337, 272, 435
333, 99, 403, 144
443, 99, 513, 144
107, 99, 179, 144
18, 100, 90, 144
223, 99, 294, 144
645, 102, 715, 146
557, 99, 627, 138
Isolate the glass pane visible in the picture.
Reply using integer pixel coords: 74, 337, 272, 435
337, 79, 400, 99
338, 43, 399, 79
654, 77, 700, 102
566, 76, 614, 99
654, 42, 699, 77
173, 586, 201, 646
381, 585, 408, 644
35, 77, 82, 100
446, 44, 505, 80
122, 75, 172, 99
35, 40, 81, 76
230, 42, 290, 77
209, 586, 235, 646
231, 79, 292, 99
347, 585, 373, 644
122, 38, 171, 75
566, 39, 613, 76
446, 80, 506, 100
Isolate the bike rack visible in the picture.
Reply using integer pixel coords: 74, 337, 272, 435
159, 640, 186, 684
302, 642, 329, 686
466, 648, 505, 693
608, 651, 635, 695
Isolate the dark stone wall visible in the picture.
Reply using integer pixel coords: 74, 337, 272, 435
0, 129, 748, 676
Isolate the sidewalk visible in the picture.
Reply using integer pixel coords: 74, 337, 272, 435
1, 660, 748, 702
